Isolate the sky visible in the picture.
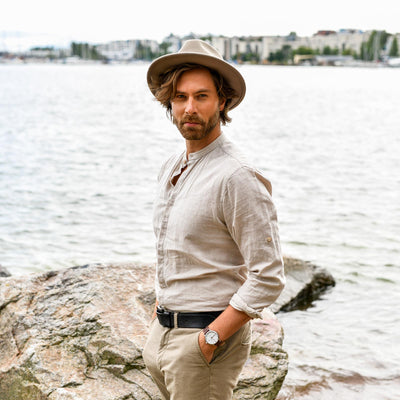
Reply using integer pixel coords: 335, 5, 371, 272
1, 0, 400, 51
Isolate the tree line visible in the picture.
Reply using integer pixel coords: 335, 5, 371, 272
70, 42, 105, 60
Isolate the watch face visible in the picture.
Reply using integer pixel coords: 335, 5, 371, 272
205, 330, 219, 345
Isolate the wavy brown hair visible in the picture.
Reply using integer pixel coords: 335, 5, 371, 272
149, 64, 239, 125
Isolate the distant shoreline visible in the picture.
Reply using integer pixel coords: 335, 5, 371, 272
1, 57, 399, 68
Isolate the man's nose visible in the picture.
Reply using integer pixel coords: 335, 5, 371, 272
184, 97, 196, 114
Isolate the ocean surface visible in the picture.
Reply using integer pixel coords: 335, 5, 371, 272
1, 63, 399, 399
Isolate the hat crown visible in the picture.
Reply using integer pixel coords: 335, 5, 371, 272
178, 39, 223, 60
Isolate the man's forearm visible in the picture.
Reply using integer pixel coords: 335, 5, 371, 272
198, 304, 252, 362
207, 304, 252, 342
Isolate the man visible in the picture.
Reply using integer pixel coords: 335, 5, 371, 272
143, 39, 285, 400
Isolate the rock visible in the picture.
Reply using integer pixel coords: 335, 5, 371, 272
269, 256, 336, 313
0, 263, 288, 400
234, 310, 288, 400
0, 266, 11, 277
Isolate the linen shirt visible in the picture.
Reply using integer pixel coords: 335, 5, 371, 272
153, 133, 285, 318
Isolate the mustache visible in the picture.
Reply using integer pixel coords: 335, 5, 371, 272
181, 116, 204, 124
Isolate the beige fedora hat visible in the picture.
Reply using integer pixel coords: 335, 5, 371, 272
147, 39, 246, 110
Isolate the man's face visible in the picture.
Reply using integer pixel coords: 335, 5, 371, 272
171, 68, 225, 141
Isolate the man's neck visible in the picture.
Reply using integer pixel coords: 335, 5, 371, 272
185, 129, 222, 157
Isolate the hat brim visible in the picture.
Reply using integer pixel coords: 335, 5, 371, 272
147, 52, 246, 110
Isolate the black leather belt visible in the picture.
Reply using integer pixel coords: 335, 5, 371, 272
156, 306, 222, 329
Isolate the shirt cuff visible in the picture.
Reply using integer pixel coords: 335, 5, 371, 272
229, 293, 263, 319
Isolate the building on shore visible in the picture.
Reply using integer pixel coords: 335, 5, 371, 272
210, 30, 371, 62
96, 39, 158, 61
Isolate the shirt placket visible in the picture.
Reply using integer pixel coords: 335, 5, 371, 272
156, 159, 191, 288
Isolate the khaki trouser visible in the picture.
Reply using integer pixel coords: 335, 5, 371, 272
142, 318, 251, 400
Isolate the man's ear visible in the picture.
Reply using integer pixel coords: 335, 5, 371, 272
219, 98, 226, 111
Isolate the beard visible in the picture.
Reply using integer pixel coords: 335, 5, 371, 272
173, 109, 220, 141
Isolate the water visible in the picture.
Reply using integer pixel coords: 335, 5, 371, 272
1, 63, 400, 399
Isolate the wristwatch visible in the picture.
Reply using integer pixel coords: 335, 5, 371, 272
202, 326, 223, 346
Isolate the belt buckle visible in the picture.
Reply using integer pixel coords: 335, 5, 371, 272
157, 306, 175, 328
156, 305, 165, 315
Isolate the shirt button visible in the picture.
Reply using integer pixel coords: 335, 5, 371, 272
267, 236, 272, 242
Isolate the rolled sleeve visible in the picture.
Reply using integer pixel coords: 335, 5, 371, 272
223, 167, 285, 318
